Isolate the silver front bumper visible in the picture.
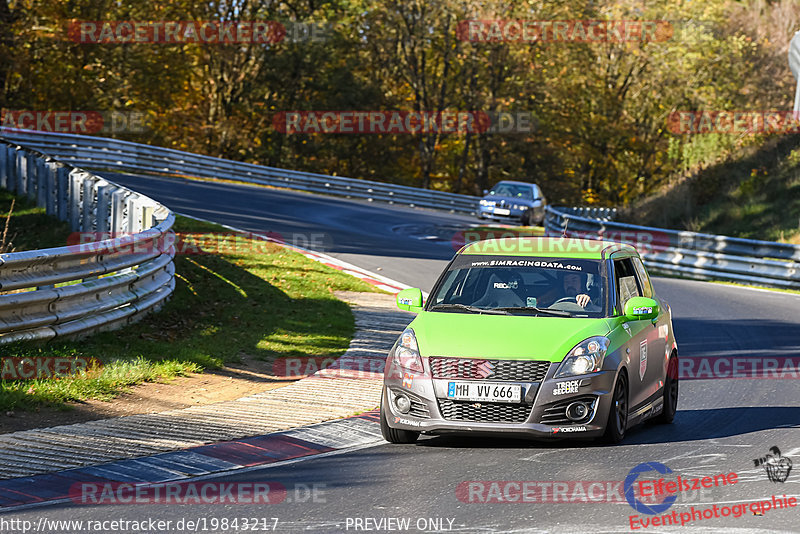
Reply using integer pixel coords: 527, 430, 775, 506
383, 364, 617, 439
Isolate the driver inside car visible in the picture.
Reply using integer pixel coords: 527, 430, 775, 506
540, 272, 592, 308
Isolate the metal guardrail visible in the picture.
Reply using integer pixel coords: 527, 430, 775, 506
556, 206, 617, 221
0, 130, 480, 215
5, 129, 795, 296
0, 138, 175, 345
545, 206, 800, 289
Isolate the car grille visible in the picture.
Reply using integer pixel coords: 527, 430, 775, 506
407, 392, 430, 419
438, 399, 532, 423
429, 357, 551, 381
539, 395, 598, 425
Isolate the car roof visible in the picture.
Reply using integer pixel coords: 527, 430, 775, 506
460, 237, 637, 259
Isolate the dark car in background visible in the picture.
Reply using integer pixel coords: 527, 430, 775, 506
478, 181, 546, 226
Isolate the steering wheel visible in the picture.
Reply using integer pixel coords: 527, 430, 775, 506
553, 296, 578, 305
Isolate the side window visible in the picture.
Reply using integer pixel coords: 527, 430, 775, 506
632, 257, 653, 298
433, 269, 463, 304
613, 258, 642, 313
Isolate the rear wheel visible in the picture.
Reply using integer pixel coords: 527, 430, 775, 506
380, 390, 419, 444
656, 356, 679, 424
603, 373, 628, 444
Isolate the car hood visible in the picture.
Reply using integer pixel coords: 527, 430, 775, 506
411, 311, 614, 362
484, 195, 532, 205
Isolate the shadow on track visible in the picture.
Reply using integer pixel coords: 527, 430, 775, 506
409, 406, 800, 450
672, 317, 800, 358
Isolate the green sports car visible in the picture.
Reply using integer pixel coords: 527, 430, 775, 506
380, 237, 679, 444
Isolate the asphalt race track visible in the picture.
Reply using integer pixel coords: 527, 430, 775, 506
4, 172, 800, 533
98, 172, 475, 291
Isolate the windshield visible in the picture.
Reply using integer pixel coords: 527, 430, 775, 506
428, 255, 608, 317
489, 183, 534, 200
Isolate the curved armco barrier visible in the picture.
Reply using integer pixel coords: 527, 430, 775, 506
0, 138, 175, 345
545, 206, 800, 290
0, 129, 478, 215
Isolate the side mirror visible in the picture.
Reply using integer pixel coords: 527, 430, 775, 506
624, 296, 659, 321
396, 288, 424, 313
482, 189, 489, 195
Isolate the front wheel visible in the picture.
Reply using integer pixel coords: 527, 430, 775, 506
655, 356, 679, 424
380, 391, 419, 444
603, 373, 628, 444
522, 209, 535, 227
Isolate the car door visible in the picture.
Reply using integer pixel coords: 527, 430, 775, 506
611, 256, 659, 413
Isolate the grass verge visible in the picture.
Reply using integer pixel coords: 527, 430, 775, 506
0, 213, 381, 412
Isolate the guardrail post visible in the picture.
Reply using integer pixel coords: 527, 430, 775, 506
110, 189, 131, 233
36, 158, 48, 208
26, 152, 37, 201
95, 183, 114, 233
5, 145, 13, 189
14, 147, 25, 196
68, 170, 85, 231
126, 194, 142, 233
81, 176, 93, 232
44, 160, 57, 216
55, 164, 69, 221
141, 205, 155, 230
0, 145, 6, 189
83, 177, 101, 232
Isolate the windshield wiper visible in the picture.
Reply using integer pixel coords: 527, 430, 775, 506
428, 303, 509, 315
493, 306, 573, 317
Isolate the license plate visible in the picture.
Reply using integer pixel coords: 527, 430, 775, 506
447, 381, 522, 403
493, 208, 510, 215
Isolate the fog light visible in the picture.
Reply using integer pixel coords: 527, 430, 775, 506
566, 402, 589, 422
394, 393, 411, 414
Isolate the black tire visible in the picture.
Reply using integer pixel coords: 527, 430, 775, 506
656, 356, 679, 424
603, 373, 628, 444
380, 392, 419, 444
522, 209, 535, 227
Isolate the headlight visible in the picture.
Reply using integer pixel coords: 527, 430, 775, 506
392, 328, 423, 373
554, 336, 609, 378
479, 199, 495, 206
